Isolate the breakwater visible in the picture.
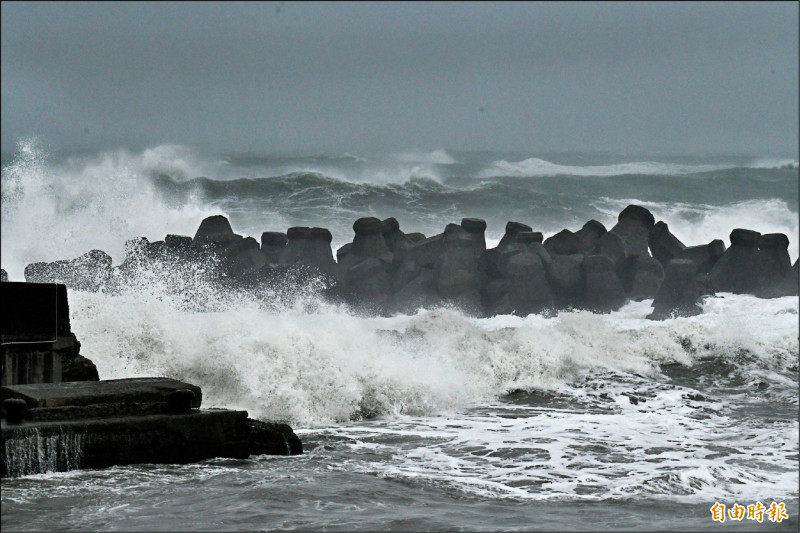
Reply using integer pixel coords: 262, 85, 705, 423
13, 204, 799, 320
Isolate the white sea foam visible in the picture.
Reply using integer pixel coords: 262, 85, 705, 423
315, 393, 798, 503
0, 140, 220, 279
749, 157, 799, 169
273, 160, 445, 185
479, 157, 733, 178
69, 278, 798, 428
301, 294, 798, 503
268, 149, 457, 184
592, 197, 800, 259
65, 280, 797, 503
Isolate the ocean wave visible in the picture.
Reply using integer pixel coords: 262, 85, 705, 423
269, 161, 446, 185
0, 140, 220, 279
478, 157, 734, 178
592, 197, 800, 259
478, 156, 800, 178
69, 274, 798, 427
749, 157, 799, 169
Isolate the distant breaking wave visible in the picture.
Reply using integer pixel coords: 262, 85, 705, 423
749, 157, 799, 169
392, 149, 459, 165
479, 156, 799, 178
479, 158, 735, 178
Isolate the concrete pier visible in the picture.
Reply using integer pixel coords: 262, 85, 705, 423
1, 378, 302, 477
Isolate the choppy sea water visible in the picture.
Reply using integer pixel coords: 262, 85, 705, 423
1, 143, 798, 531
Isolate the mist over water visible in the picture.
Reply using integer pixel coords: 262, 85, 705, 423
2, 142, 797, 280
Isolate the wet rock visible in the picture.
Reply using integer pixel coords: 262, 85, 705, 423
435, 226, 480, 299
607, 204, 655, 259
260, 232, 287, 264
2, 398, 27, 424
167, 389, 195, 413
709, 229, 761, 294
680, 239, 726, 275
341, 256, 392, 314
391, 267, 438, 313
390, 259, 423, 294
481, 277, 510, 309
477, 247, 503, 280
487, 293, 515, 316
574, 220, 607, 254
247, 419, 303, 456
382, 217, 413, 257
460, 218, 487, 256
281, 227, 335, 274
546, 253, 585, 308
498, 221, 533, 248
594, 231, 627, 266
403, 233, 445, 269
61, 353, 100, 382
502, 250, 553, 315
754, 233, 795, 298
649, 221, 686, 266
336, 242, 353, 263
628, 255, 665, 301
24, 249, 113, 292
543, 229, 580, 255
793, 258, 799, 295
515, 231, 544, 245
583, 255, 627, 312
1, 408, 255, 477
165, 234, 192, 250
526, 242, 552, 267
352, 217, 390, 257
649, 259, 702, 320
405, 232, 427, 243
224, 236, 267, 277
193, 215, 235, 246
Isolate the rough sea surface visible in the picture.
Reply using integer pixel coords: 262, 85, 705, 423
1, 143, 798, 531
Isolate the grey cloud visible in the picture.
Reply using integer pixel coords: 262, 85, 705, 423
1, 1, 797, 156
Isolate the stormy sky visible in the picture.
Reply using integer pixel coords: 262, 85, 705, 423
1, 1, 797, 156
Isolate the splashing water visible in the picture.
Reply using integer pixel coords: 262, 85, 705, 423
0, 139, 217, 279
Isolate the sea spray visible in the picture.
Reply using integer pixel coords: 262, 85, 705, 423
0, 140, 218, 280
68, 277, 798, 427
593, 197, 800, 258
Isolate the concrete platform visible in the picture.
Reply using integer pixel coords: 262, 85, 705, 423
2, 377, 202, 409
2, 409, 251, 477
1, 378, 302, 476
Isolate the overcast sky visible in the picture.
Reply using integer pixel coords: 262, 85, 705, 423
1, 1, 797, 156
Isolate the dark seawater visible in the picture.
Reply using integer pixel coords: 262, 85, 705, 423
1, 144, 798, 530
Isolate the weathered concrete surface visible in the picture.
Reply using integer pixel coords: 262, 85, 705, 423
649, 259, 702, 320
2, 378, 202, 409
2, 352, 63, 387
248, 419, 303, 456
1, 409, 251, 477
1, 378, 304, 477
